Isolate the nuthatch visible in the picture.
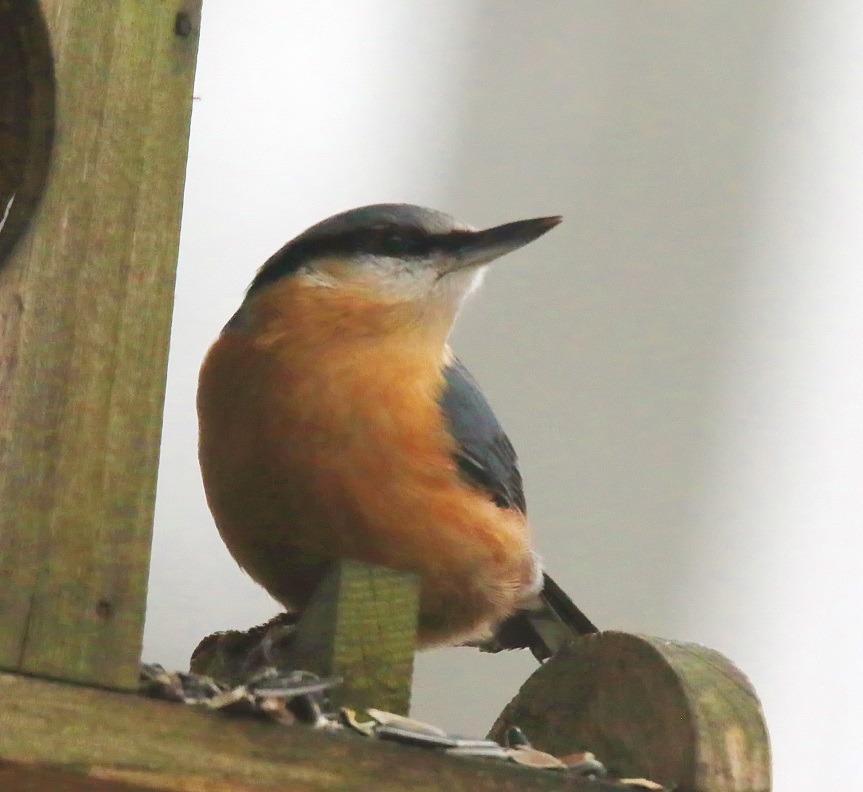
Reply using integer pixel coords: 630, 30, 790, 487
197, 204, 595, 660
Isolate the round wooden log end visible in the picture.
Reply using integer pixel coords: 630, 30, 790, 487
489, 631, 770, 792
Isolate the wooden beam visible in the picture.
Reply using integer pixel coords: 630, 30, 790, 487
0, 1, 201, 688
0, 671, 628, 792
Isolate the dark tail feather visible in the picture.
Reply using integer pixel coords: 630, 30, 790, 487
540, 573, 597, 635
480, 573, 598, 661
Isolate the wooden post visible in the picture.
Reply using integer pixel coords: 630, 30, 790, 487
192, 560, 420, 715
290, 561, 419, 714
0, 0, 201, 689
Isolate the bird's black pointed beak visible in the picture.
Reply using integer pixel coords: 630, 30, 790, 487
445, 215, 562, 272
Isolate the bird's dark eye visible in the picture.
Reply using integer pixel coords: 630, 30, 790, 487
379, 231, 413, 256
352, 227, 427, 258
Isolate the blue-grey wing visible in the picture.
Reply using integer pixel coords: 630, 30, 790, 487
439, 357, 598, 659
439, 356, 526, 514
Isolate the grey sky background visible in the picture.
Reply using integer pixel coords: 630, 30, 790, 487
144, 3, 863, 788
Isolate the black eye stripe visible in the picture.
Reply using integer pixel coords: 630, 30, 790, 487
248, 227, 473, 295
360, 228, 424, 256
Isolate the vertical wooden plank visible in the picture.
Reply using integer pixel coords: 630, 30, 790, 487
0, 0, 202, 688
290, 561, 420, 715
192, 561, 421, 715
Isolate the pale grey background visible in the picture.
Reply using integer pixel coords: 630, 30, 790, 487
144, 3, 863, 789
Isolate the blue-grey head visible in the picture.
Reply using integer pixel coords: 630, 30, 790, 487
246, 204, 561, 313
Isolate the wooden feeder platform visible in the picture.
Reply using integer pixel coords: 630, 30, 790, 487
0, 2, 770, 789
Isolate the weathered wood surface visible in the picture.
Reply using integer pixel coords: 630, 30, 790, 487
489, 631, 771, 792
0, 0, 201, 688
192, 560, 420, 715
0, 671, 636, 792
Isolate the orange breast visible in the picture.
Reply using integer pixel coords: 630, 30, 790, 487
197, 279, 536, 646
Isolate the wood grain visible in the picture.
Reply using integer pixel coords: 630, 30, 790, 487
288, 560, 420, 715
0, 670, 629, 792
191, 561, 421, 716
489, 631, 771, 792
0, 0, 201, 688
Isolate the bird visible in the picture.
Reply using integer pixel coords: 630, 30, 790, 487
197, 203, 597, 661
